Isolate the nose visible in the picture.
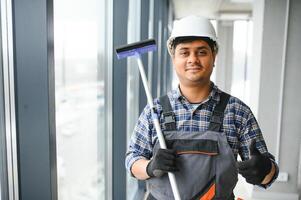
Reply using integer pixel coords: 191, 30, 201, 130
187, 53, 199, 64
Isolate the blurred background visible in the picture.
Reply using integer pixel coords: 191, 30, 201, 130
0, 0, 300, 200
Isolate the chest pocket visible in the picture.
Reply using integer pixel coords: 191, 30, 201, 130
166, 139, 219, 156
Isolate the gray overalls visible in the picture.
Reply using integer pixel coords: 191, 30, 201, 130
146, 92, 238, 200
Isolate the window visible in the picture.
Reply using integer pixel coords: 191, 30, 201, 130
54, 0, 108, 199
126, 1, 141, 200
231, 20, 253, 104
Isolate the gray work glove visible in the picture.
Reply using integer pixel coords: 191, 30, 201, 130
146, 148, 179, 177
237, 140, 272, 185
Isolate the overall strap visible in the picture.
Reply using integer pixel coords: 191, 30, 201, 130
208, 92, 230, 132
159, 95, 176, 131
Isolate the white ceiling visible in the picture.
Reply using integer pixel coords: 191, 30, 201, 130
172, 0, 253, 20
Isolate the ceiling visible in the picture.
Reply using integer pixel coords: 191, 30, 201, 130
172, 0, 253, 20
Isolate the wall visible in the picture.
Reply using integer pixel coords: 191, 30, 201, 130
253, 0, 301, 199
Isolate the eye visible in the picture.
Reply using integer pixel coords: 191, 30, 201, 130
198, 50, 207, 56
179, 51, 189, 57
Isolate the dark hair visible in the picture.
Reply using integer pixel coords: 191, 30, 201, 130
172, 36, 218, 54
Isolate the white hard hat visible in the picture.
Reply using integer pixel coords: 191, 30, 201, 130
167, 15, 218, 55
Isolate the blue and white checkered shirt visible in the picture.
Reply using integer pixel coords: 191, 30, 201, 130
125, 83, 278, 187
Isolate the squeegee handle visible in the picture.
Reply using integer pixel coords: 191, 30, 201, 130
136, 54, 181, 200
153, 118, 181, 200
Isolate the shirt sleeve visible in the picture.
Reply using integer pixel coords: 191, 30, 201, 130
125, 104, 154, 174
237, 106, 279, 188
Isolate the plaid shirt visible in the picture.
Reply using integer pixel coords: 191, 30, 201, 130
126, 83, 278, 187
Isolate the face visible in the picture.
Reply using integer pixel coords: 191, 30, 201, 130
172, 39, 216, 87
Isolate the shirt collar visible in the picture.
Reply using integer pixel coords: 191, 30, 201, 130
171, 82, 222, 104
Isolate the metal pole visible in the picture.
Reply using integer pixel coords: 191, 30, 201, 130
136, 54, 181, 200
1, 0, 19, 199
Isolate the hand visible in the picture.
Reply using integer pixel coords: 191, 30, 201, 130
146, 148, 179, 177
237, 140, 272, 185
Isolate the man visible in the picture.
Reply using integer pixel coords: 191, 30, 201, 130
125, 15, 278, 200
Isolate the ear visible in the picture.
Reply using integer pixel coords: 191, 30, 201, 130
212, 52, 217, 66
171, 55, 176, 67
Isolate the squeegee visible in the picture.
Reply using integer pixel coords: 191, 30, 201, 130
116, 39, 181, 200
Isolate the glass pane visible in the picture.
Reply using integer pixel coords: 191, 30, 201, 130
54, 0, 107, 199
231, 20, 253, 104
126, 1, 141, 199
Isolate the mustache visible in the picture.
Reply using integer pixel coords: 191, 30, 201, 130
185, 64, 203, 70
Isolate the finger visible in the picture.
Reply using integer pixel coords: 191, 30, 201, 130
249, 139, 260, 156
161, 151, 177, 160
162, 159, 177, 167
159, 149, 177, 156
163, 166, 179, 172
237, 160, 252, 170
166, 149, 178, 157
245, 177, 262, 184
238, 169, 254, 177
160, 161, 179, 171
238, 171, 258, 183
157, 149, 176, 160
241, 174, 255, 181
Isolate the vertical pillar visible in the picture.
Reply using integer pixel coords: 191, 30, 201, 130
255, 0, 288, 159
215, 20, 234, 93
12, 0, 57, 199
112, 0, 129, 199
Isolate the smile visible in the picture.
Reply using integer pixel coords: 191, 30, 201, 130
185, 67, 202, 71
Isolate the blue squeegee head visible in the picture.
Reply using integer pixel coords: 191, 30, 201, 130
116, 39, 157, 59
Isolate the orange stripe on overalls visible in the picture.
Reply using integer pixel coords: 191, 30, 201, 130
199, 183, 215, 200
